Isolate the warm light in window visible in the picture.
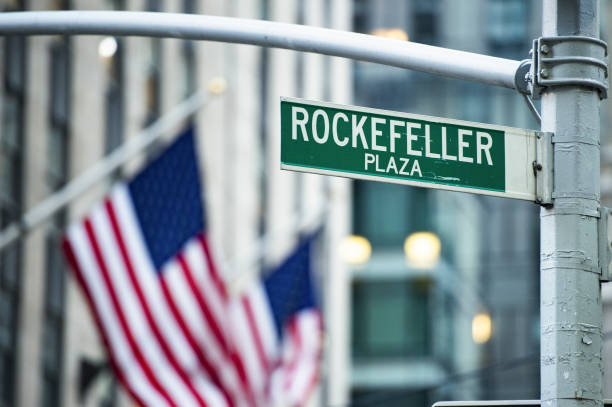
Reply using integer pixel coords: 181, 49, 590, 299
472, 312, 492, 344
370, 28, 409, 41
339, 235, 372, 265
98, 36, 118, 59
208, 76, 227, 95
404, 232, 441, 269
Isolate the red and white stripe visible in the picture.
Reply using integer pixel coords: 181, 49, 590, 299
230, 282, 323, 406
65, 182, 322, 407
269, 309, 323, 406
64, 184, 248, 407
228, 281, 279, 404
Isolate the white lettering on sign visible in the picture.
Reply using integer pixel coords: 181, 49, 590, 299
458, 129, 473, 163
399, 157, 411, 175
425, 124, 440, 159
441, 127, 457, 161
312, 109, 329, 144
389, 120, 404, 153
292, 106, 309, 141
332, 112, 349, 146
411, 159, 422, 177
364, 153, 422, 177
352, 115, 368, 149
289, 106, 497, 167
371, 117, 387, 152
406, 122, 422, 157
477, 131, 493, 165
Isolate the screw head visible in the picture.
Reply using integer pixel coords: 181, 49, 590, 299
540, 44, 550, 54
540, 69, 549, 79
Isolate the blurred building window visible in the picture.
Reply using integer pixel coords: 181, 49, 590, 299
41, 37, 71, 407
487, 0, 528, 59
352, 0, 368, 34
351, 389, 428, 407
258, 0, 270, 240
350, 2, 444, 403
103, 1, 124, 194
0, 29, 25, 407
295, 0, 305, 98
352, 0, 417, 111
99, 5, 124, 405
47, 42, 70, 189
104, 39, 124, 156
41, 216, 66, 407
181, 0, 196, 99
353, 0, 410, 37
144, 0, 162, 127
98, 377, 118, 407
353, 181, 429, 248
352, 279, 430, 359
412, 0, 439, 45
293, 0, 306, 222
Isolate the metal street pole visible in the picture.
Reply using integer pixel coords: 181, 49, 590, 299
540, 1, 604, 406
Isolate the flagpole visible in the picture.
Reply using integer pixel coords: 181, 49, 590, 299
0, 88, 218, 251
224, 204, 328, 295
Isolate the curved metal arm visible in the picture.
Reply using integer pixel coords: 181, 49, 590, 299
0, 11, 521, 89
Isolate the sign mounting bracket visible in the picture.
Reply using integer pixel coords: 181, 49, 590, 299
514, 59, 541, 125
599, 207, 612, 282
534, 132, 553, 206
532, 36, 608, 99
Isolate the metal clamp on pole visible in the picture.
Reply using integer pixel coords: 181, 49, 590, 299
600, 207, 612, 282
531, 36, 608, 99
534, 131, 553, 206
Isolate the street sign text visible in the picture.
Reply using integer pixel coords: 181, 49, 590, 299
280, 97, 537, 201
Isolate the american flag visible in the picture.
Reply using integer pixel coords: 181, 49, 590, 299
62, 128, 322, 407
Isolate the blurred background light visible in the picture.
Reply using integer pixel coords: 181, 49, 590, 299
369, 28, 409, 41
340, 235, 372, 265
207, 76, 227, 95
98, 36, 118, 59
404, 231, 441, 269
472, 312, 492, 344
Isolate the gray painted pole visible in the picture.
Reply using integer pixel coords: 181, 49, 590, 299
540, 1, 603, 406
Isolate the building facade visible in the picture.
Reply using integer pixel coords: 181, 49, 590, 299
6, 1, 612, 407
0, 0, 352, 406
348, 1, 542, 405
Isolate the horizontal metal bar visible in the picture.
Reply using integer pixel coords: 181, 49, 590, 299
540, 56, 608, 70
540, 35, 608, 50
0, 11, 521, 89
539, 78, 608, 93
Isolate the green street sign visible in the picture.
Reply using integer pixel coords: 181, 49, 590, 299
280, 97, 538, 201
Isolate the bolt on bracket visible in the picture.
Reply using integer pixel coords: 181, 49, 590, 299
531, 36, 608, 99
514, 60, 541, 124
599, 207, 612, 282
534, 132, 553, 206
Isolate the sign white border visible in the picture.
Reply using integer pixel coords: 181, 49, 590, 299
280, 97, 538, 202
